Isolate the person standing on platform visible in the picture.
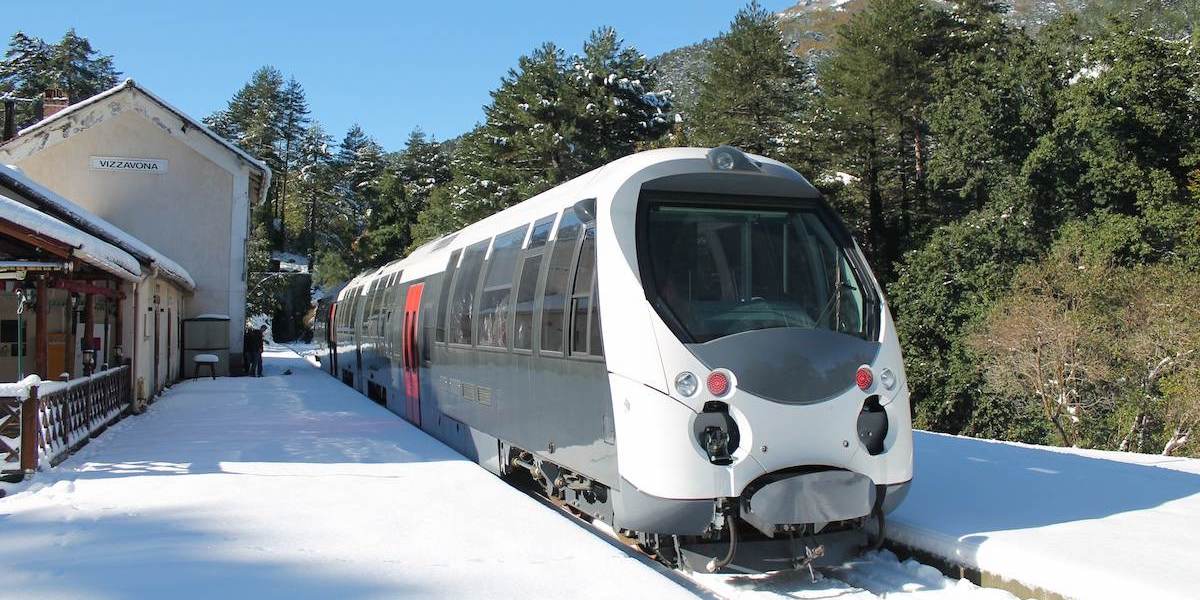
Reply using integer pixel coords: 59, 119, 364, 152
244, 325, 265, 377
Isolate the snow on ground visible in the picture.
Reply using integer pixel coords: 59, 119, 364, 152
0, 349, 698, 600
7, 346, 1194, 599
890, 432, 1200, 600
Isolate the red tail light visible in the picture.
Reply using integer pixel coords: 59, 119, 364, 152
707, 371, 730, 396
856, 366, 873, 391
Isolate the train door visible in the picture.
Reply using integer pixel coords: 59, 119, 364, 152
402, 283, 423, 427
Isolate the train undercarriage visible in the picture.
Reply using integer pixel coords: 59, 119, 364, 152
500, 442, 890, 576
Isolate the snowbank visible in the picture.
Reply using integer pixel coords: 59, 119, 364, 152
890, 431, 1200, 600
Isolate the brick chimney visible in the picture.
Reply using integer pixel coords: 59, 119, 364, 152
42, 89, 69, 119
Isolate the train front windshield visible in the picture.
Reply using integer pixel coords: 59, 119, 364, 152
643, 196, 873, 344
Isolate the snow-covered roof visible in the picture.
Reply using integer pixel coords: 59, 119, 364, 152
0, 193, 141, 281
0, 164, 195, 290
7, 79, 271, 205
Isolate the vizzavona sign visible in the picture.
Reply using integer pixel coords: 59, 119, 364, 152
89, 156, 168, 173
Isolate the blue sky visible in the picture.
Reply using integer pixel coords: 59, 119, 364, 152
10, 1, 796, 150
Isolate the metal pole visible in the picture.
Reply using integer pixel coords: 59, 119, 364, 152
16, 308, 22, 379
35, 277, 48, 379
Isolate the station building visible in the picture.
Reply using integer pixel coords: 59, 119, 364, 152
0, 164, 192, 398
0, 79, 271, 379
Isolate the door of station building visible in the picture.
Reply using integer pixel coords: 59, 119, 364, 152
401, 283, 423, 427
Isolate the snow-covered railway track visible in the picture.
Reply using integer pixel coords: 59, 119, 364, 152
508, 474, 1014, 600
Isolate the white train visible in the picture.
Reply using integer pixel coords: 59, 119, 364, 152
313, 146, 913, 570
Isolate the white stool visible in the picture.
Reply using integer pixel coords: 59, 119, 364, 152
193, 354, 219, 379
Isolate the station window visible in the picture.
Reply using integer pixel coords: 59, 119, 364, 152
435, 249, 461, 342
448, 240, 488, 345
541, 210, 583, 353
477, 225, 526, 348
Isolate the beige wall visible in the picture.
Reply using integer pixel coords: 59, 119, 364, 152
15, 110, 233, 314
125, 276, 190, 398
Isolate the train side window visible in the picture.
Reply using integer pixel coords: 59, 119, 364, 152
513, 214, 556, 351
435, 249, 461, 342
528, 215, 555, 249
513, 252, 543, 351
347, 288, 360, 332
367, 278, 382, 337
570, 226, 599, 356
449, 240, 488, 345
477, 225, 526, 348
373, 277, 388, 337
541, 209, 583, 354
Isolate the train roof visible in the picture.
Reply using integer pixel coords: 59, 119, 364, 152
335, 146, 818, 302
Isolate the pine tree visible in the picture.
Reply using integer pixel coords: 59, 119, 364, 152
289, 123, 336, 265
205, 66, 286, 230
396, 128, 451, 200
0, 30, 119, 124
333, 124, 385, 264
410, 186, 466, 249
445, 43, 582, 225
819, 0, 949, 277
51, 29, 119, 103
570, 27, 675, 169
691, 2, 815, 165
276, 77, 310, 247
0, 33, 53, 95
358, 128, 453, 265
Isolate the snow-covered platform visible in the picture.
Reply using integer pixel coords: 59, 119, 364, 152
889, 432, 1200, 600
0, 349, 698, 599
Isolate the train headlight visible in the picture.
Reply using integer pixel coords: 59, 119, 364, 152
675, 372, 699, 397
713, 151, 735, 170
705, 145, 760, 172
880, 368, 896, 390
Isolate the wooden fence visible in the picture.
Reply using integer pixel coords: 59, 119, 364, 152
0, 365, 131, 480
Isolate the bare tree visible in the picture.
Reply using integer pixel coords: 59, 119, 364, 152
1118, 265, 1200, 455
971, 290, 1114, 447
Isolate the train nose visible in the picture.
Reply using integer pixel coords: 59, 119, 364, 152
739, 469, 876, 536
